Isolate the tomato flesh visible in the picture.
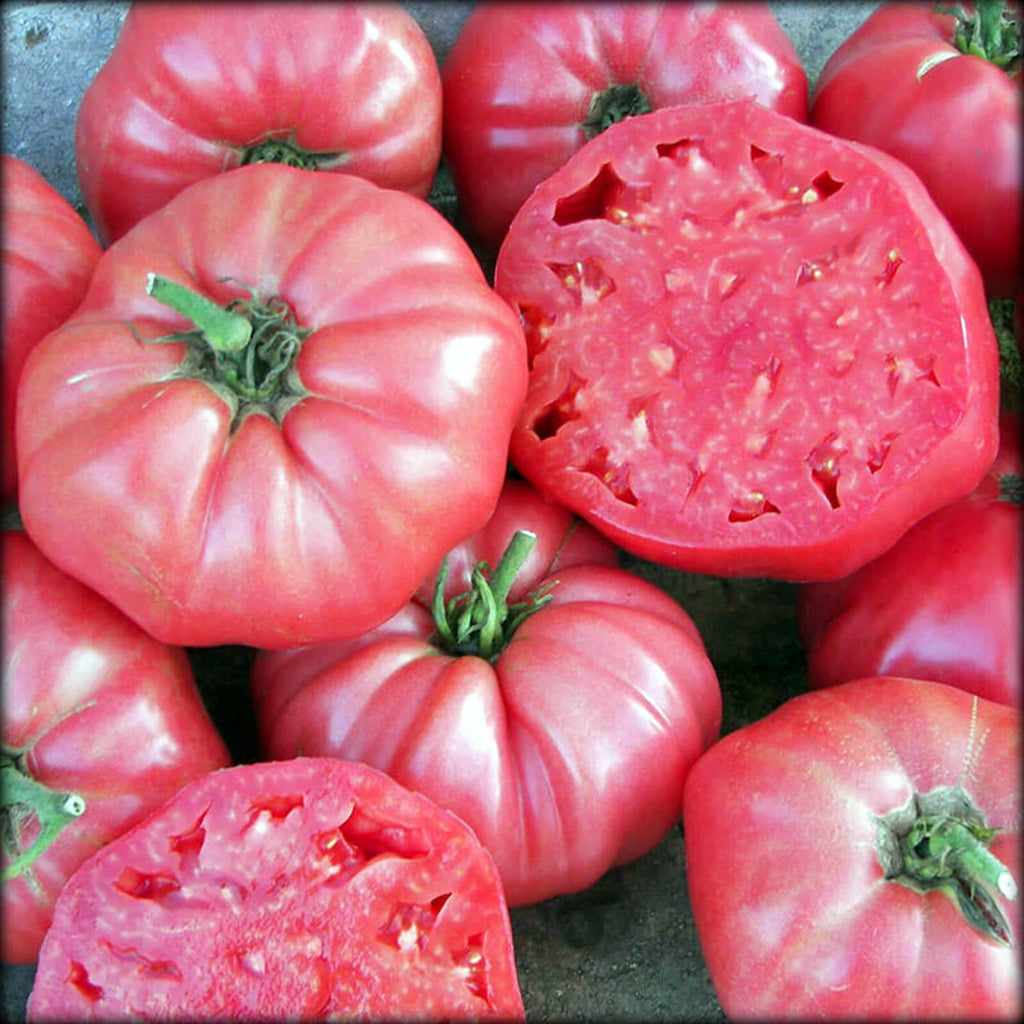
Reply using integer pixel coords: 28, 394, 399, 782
27, 759, 524, 1021
495, 100, 1000, 579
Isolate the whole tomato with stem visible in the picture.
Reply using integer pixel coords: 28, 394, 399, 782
811, 0, 1022, 297
75, 2, 443, 245
442, 1, 808, 254
15, 164, 527, 649
798, 413, 1022, 707
252, 478, 721, 906
683, 676, 1021, 1020
1, 156, 101, 504
1, 528, 230, 965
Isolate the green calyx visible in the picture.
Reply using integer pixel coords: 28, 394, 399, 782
876, 784, 1018, 946
430, 529, 556, 662
139, 274, 310, 427
939, 0, 1021, 71
989, 297, 1023, 412
999, 472, 1024, 505
239, 133, 349, 172
2, 742, 86, 883
582, 82, 653, 140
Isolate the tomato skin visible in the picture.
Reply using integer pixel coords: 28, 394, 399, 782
810, 1, 1021, 298
442, 1, 808, 253
1, 156, 101, 504
15, 164, 527, 649
26, 758, 524, 1020
75, 2, 442, 245
798, 413, 1022, 707
494, 100, 1000, 581
253, 480, 720, 906
1, 529, 230, 965
682, 677, 1021, 1020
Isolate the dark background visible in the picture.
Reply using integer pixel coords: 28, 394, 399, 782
2, 3, 879, 1019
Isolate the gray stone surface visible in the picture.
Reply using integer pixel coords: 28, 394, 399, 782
2, 3, 879, 1021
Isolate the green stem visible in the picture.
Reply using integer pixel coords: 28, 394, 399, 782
146, 274, 252, 354
582, 83, 653, 140
239, 134, 347, 171
2, 747, 85, 881
999, 472, 1024, 505
485, 530, 539, 609
902, 815, 1018, 899
878, 786, 1018, 946
430, 530, 556, 662
941, 1, 1021, 70
2, 504, 24, 531
135, 275, 310, 426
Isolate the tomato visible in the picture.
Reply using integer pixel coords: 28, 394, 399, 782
810, 1, 1022, 298
442, 1, 808, 253
798, 413, 1022, 707
682, 677, 1021, 1020
15, 163, 527, 649
1, 528, 230, 965
252, 478, 721, 906
493, 100, 1001, 581
26, 758, 524, 1021
1, 156, 101, 504
75, 2, 443, 246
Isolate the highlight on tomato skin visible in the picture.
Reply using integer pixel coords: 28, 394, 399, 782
25, 759, 526, 1022
494, 99, 1001, 583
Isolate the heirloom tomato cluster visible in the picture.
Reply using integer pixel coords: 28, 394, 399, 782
2, 2, 1020, 1021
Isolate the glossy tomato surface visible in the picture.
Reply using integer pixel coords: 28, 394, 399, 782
798, 413, 1022, 707
1, 529, 230, 965
1, 156, 100, 503
442, 1, 807, 253
810, 1, 1021, 297
494, 100, 1000, 581
253, 479, 721, 906
26, 758, 524, 1021
16, 163, 527, 649
75, 2, 443, 245
683, 677, 1021, 1020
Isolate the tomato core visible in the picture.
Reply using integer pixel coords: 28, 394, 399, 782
430, 529, 555, 661
238, 133, 349, 171
143, 274, 310, 427
581, 83, 653, 140
875, 782, 1018, 946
